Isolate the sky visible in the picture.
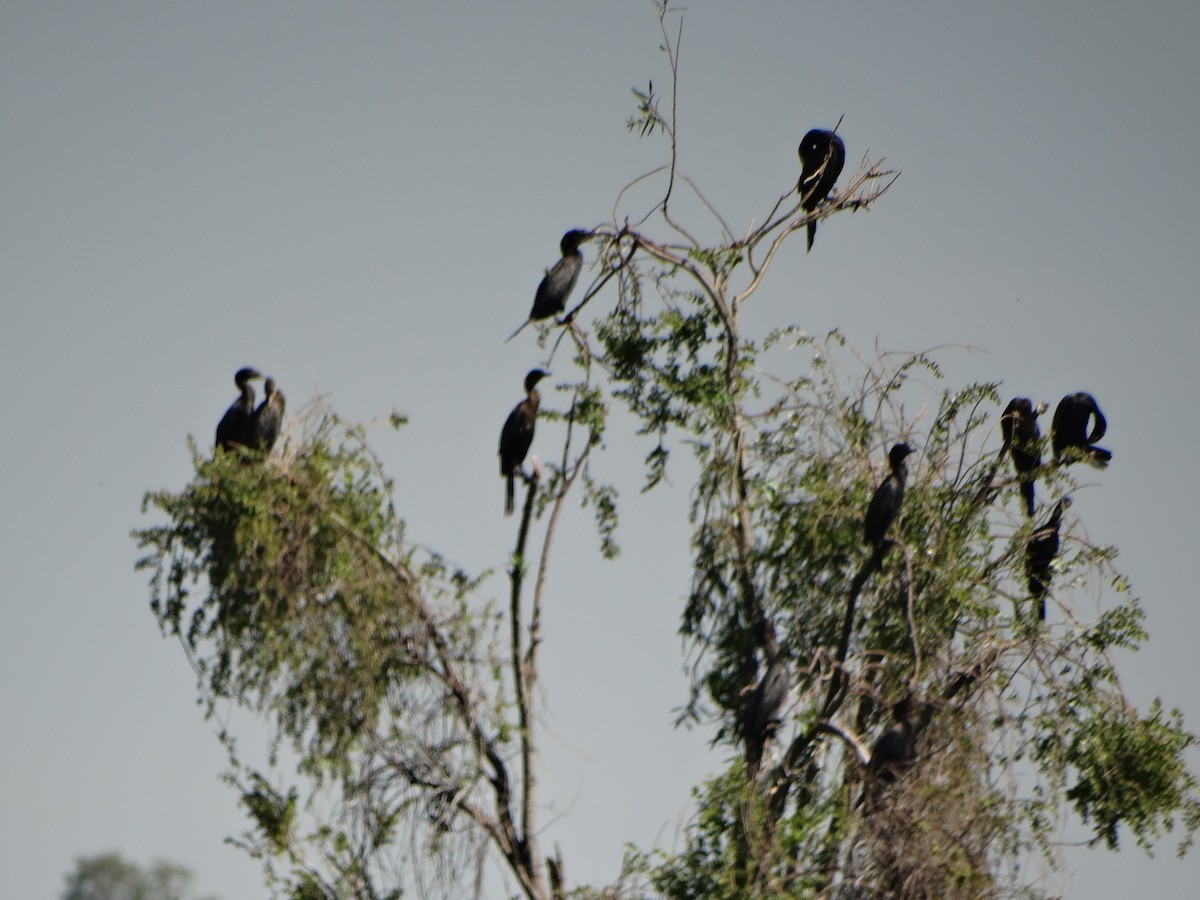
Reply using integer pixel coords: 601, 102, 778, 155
3, 1, 1199, 897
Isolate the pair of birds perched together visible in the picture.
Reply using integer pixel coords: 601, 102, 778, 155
1003, 390, 1111, 618
1002, 391, 1110, 517
214, 367, 286, 454
498, 229, 592, 514
497, 128, 849, 514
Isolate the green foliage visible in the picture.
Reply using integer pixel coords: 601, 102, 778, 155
137, 421, 412, 771
239, 774, 299, 855
135, 412, 503, 898
61, 852, 216, 900
596, 296, 726, 441
1062, 700, 1199, 852
628, 81, 666, 138
648, 770, 754, 900
619, 314, 1200, 895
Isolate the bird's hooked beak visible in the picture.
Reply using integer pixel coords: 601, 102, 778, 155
524, 367, 552, 391
236, 367, 264, 384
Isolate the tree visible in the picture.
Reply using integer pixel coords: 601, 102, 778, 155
61, 853, 216, 900
135, 4, 1199, 898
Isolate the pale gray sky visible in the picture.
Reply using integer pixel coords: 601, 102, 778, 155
3, 2, 1199, 897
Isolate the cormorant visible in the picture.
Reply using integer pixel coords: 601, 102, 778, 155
1051, 392, 1111, 467
252, 377, 286, 452
530, 229, 590, 321
1026, 497, 1071, 620
798, 129, 846, 252
868, 696, 921, 784
498, 368, 550, 515
215, 367, 263, 451
855, 695, 924, 810
743, 627, 789, 776
1001, 398, 1048, 517
864, 443, 914, 553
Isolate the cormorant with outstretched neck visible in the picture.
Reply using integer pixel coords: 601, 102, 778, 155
252, 378, 286, 452
499, 368, 550, 515
864, 443, 914, 553
1001, 397, 1048, 517
798, 129, 846, 251
215, 367, 263, 451
1051, 392, 1111, 467
743, 627, 789, 776
1026, 497, 1071, 619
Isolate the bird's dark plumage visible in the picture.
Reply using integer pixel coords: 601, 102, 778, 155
742, 627, 789, 775
252, 378, 286, 453
864, 443, 914, 552
1051, 392, 1111, 467
215, 367, 263, 451
529, 230, 590, 321
868, 696, 922, 784
1001, 398, 1047, 517
498, 368, 550, 515
856, 694, 938, 809
1026, 497, 1071, 619
746, 657, 789, 746
798, 129, 846, 251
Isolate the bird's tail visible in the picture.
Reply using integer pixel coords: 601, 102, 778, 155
745, 736, 764, 779
1020, 480, 1036, 518
505, 474, 515, 516
806, 220, 817, 252
504, 319, 530, 344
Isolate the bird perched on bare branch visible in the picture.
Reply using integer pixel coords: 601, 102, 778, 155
215, 367, 263, 452
498, 368, 550, 515
1001, 398, 1048, 517
252, 377, 286, 453
506, 230, 592, 342
1026, 497, 1071, 620
864, 443, 914, 554
1051, 392, 1111, 467
798, 129, 846, 251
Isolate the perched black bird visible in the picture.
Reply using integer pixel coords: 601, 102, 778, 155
868, 696, 922, 784
1051, 392, 1111, 467
798, 129, 846, 251
855, 695, 926, 810
864, 443, 914, 553
505, 230, 592, 343
1001, 398, 1048, 517
1026, 497, 1071, 620
252, 377, 286, 452
743, 627, 789, 776
531, 230, 590, 321
498, 368, 550, 515
215, 367, 263, 451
